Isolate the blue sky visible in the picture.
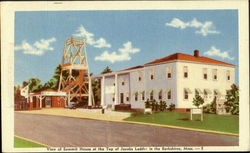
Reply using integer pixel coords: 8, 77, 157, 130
14, 10, 238, 86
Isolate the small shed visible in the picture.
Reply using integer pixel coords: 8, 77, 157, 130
29, 89, 67, 110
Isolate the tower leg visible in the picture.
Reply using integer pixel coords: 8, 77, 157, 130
88, 74, 92, 107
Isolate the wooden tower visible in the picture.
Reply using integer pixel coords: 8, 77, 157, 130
58, 36, 92, 107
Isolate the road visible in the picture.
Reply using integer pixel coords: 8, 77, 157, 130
15, 112, 238, 147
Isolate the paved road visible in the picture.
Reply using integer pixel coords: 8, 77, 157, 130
15, 113, 238, 147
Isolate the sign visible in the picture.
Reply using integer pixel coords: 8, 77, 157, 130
105, 86, 115, 94
41, 91, 67, 96
192, 108, 202, 114
190, 108, 203, 121
20, 85, 29, 98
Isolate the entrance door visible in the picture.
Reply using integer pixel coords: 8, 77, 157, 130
33, 97, 36, 108
45, 97, 52, 108
120, 93, 124, 104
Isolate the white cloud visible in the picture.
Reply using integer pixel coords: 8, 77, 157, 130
14, 37, 56, 55
94, 38, 111, 48
73, 24, 111, 48
204, 46, 234, 60
165, 18, 220, 36
95, 41, 140, 63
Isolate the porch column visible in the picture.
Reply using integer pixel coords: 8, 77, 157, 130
88, 74, 92, 106
114, 74, 118, 105
101, 76, 105, 106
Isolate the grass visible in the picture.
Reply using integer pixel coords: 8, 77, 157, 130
124, 111, 239, 134
14, 136, 47, 148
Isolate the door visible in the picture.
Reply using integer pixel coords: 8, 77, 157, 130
33, 97, 36, 108
45, 97, 52, 108
120, 93, 124, 104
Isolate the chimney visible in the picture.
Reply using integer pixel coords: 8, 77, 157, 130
194, 50, 199, 57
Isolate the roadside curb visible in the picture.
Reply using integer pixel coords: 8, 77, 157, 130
14, 135, 52, 148
16, 111, 239, 137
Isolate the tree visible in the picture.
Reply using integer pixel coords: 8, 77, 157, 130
28, 78, 43, 92
224, 84, 239, 115
193, 95, 204, 109
101, 66, 112, 74
89, 66, 113, 106
22, 81, 28, 88
43, 64, 63, 90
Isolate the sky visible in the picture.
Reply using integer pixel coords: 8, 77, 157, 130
14, 10, 238, 86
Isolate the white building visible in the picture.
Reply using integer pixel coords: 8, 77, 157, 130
92, 50, 236, 112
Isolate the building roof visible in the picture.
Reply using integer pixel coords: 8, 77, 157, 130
119, 65, 144, 72
118, 51, 236, 72
145, 53, 236, 67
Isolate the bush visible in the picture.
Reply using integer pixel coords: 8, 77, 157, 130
224, 84, 239, 115
203, 97, 216, 114
144, 99, 151, 108
159, 101, 167, 112
193, 95, 204, 108
155, 102, 159, 111
168, 103, 175, 111
151, 99, 156, 111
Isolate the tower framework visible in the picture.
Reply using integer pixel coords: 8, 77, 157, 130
58, 37, 92, 106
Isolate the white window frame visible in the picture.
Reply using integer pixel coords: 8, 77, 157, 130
166, 66, 172, 79
150, 69, 154, 80
212, 69, 218, 81
184, 66, 188, 78
226, 70, 231, 81
203, 68, 208, 80
167, 89, 172, 100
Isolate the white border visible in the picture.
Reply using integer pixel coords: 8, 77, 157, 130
1, 1, 249, 152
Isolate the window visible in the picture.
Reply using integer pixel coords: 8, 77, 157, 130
184, 66, 188, 78
226, 70, 230, 80
158, 90, 162, 100
135, 92, 138, 101
184, 89, 188, 99
204, 90, 208, 99
126, 93, 129, 101
142, 91, 145, 101
203, 68, 207, 80
138, 71, 142, 81
150, 91, 154, 100
195, 89, 199, 97
212, 69, 217, 80
167, 90, 172, 100
121, 77, 125, 86
214, 90, 218, 97
166, 67, 172, 79
150, 69, 154, 80
112, 94, 115, 102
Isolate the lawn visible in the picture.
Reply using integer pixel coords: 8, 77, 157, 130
123, 111, 239, 134
14, 136, 47, 148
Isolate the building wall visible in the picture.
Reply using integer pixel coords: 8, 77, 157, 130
176, 61, 235, 109
51, 97, 65, 108
100, 61, 235, 110
130, 68, 145, 109
104, 75, 116, 106
117, 73, 130, 105
144, 62, 178, 107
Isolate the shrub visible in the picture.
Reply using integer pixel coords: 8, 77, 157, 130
224, 84, 239, 115
168, 103, 175, 111
193, 95, 204, 108
151, 99, 156, 111
159, 101, 167, 112
155, 102, 159, 111
144, 99, 151, 108
203, 97, 216, 114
